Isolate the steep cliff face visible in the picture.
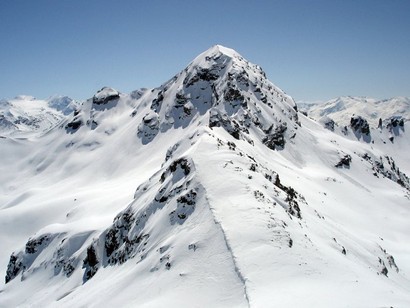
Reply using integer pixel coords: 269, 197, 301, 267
1, 46, 410, 308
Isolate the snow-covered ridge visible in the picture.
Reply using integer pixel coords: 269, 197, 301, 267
1, 46, 410, 307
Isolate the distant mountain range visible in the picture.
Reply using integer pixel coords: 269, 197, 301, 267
299, 96, 410, 127
1, 46, 409, 307
0, 95, 78, 137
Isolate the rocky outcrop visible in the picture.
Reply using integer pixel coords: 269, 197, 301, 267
209, 108, 242, 140
92, 87, 120, 105
335, 154, 352, 168
319, 116, 335, 131
350, 116, 371, 142
263, 123, 287, 150
361, 153, 410, 190
138, 112, 160, 144
65, 109, 83, 133
83, 245, 99, 281
386, 116, 405, 142
5, 233, 56, 283
350, 116, 370, 135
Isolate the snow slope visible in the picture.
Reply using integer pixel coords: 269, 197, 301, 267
1, 45, 410, 307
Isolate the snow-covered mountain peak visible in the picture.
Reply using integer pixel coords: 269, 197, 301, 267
2, 46, 410, 307
190, 44, 241, 65
186, 44, 272, 88
133, 45, 299, 145
60, 45, 299, 150
63, 45, 298, 143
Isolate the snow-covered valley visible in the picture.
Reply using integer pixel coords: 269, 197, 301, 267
1, 45, 409, 307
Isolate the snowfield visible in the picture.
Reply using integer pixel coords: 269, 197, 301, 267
1, 45, 409, 307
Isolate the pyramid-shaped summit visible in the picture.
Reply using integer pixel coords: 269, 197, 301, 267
1, 46, 410, 307
130, 43, 300, 147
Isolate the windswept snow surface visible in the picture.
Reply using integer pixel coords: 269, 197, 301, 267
1, 45, 410, 307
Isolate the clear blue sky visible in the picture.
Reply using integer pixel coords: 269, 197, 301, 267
0, 0, 409, 102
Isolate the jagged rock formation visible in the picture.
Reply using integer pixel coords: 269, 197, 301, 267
349, 115, 371, 142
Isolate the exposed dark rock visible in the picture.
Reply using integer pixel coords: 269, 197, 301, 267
185, 68, 219, 87
224, 88, 244, 102
5, 254, 23, 283
188, 243, 197, 251
92, 87, 120, 105
323, 118, 335, 131
378, 257, 388, 276
54, 249, 77, 278
285, 188, 301, 219
63, 259, 76, 277
263, 124, 287, 150
350, 116, 370, 135
388, 117, 405, 128
165, 143, 180, 162
209, 108, 241, 140
274, 174, 303, 219
361, 153, 371, 162
365, 155, 410, 190
170, 190, 197, 224
138, 113, 160, 144
25, 234, 51, 254
65, 119, 82, 133
335, 155, 352, 168
386, 116, 405, 138
177, 190, 197, 206
151, 92, 164, 113
160, 158, 191, 183
83, 245, 99, 281
103, 207, 149, 266
175, 92, 188, 106
170, 158, 190, 174
105, 229, 119, 258
387, 255, 399, 273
